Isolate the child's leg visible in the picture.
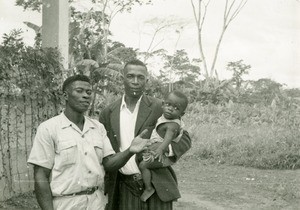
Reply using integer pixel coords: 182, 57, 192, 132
139, 160, 155, 202
139, 161, 153, 191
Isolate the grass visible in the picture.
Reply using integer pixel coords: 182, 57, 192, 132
183, 102, 300, 170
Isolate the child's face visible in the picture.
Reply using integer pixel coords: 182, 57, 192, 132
162, 93, 186, 120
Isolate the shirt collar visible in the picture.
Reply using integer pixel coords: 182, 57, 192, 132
120, 94, 143, 111
60, 112, 95, 129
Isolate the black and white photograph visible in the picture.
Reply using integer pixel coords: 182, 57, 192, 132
0, 0, 299, 209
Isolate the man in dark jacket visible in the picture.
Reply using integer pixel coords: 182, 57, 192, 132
100, 59, 191, 210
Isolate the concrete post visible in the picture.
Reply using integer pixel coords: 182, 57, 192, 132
42, 0, 69, 70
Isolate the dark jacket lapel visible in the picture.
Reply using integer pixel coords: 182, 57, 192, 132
135, 95, 152, 136
109, 99, 122, 149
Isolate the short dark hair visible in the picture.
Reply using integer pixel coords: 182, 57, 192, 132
62, 74, 90, 92
166, 90, 189, 111
123, 59, 148, 72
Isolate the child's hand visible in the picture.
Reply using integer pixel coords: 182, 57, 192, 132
154, 148, 164, 163
142, 151, 154, 162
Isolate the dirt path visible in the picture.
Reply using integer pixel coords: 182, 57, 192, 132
173, 158, 300, 210
176, 193, 226, 210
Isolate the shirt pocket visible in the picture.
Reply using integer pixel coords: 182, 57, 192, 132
55, 140, 77, 169
93, 140, 103, 163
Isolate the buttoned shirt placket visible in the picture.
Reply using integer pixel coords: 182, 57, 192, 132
119, 95, 142, 175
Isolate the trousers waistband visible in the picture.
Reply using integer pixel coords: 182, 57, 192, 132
119, 173, 142, 182
119, 173, 143, 196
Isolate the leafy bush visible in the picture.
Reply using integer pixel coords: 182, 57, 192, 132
0, 29, 64, 112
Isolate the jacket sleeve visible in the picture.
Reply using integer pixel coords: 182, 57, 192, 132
99, 108, 106, 127
170, 130, 192, 162
99, 107, 111, 133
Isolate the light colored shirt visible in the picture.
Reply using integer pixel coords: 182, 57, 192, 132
27, 112, 115, 196
119, 95, 142, 175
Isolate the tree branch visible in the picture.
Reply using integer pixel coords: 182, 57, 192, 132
191, 0, 209, 78
210, 0, 248, 77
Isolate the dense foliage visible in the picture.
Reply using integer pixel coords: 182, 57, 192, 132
0, 29, 64, 111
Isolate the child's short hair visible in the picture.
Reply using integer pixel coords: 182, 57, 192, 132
62, 75, 90, 92
166, 90, 189, 110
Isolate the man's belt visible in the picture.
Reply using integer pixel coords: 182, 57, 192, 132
64, 186, 99, 196
119, 173, 142, 182
119, 173, 143, 196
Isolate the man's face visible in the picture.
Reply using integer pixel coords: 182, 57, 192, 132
64, 80, 92, 113
123, 64, 148, 98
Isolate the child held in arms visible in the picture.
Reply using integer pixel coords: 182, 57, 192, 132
137, 90, 189, 202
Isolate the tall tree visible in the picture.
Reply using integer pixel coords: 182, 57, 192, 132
16, 0, 151, 63
159, 49, 200, 91
226, 59, 251, 91
74, 0, 151, 63
15, 0, 150, 116
190, 0, 247, 80
137, 17, 188, 63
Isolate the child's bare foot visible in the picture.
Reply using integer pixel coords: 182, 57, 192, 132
140, 188, 155, 202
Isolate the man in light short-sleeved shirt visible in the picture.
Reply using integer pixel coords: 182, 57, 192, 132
28, 75, 150, 210
28, 112, 114, 209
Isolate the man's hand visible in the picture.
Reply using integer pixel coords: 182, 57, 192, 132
129, 129, 151, 154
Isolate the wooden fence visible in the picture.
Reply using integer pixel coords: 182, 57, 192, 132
0, 93, 61, 201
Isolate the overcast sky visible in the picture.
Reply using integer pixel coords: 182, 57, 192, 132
0, 0, 299, 88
